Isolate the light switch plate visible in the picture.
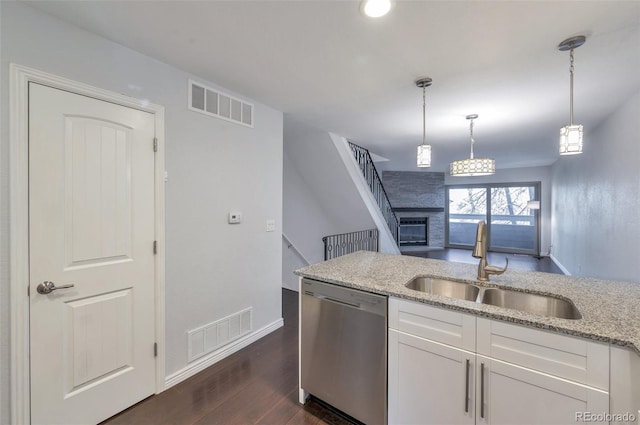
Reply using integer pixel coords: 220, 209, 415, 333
266, 219, 276, 232
229, 212, 242, 224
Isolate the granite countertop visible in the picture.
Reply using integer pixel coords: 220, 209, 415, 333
295, 251, 640, 355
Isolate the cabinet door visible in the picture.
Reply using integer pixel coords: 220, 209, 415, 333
389, 329, 475, 425
476, 355, 609, 425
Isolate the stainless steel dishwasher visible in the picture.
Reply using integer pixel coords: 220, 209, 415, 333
300, 278, 387, 425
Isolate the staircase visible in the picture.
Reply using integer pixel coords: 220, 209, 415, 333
347, 141, 399, 245
318, 142, 399, 261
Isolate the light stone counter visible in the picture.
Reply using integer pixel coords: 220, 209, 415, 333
295, 251, 640, 354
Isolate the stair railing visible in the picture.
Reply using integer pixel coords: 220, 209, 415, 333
347, 141, 399, 244
322, 229, 379, 261
282, 233, 310, 266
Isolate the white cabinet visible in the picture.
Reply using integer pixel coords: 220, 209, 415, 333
610, 346, 640, 425
477, 355, 608, 425
476, 317, 609, 390
389, 329, 475, 425
389, 298, 610, 425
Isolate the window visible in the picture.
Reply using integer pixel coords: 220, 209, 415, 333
446, 183, 540, 255
447, 187, 487, 246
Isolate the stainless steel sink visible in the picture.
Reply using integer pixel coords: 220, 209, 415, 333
405, 277, 582, 320
481, 288, 582, 320
406, 277, 480, 302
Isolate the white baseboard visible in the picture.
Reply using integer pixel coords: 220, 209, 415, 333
540, 250, 550, 257
550, 254, 571, 275
164, 318, 284, 389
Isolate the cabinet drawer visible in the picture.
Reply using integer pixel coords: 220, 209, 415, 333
389, 297, 475, 351
477, 318, 609, 390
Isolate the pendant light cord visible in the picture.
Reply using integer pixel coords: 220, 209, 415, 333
422, 85, 426, 145
469, 118, 475, 159
569, 47, 575, 126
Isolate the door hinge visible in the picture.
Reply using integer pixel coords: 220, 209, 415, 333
153, 240, 157, 255
27, 285, 30, 297
154, 342, 158, 357
153, 137, 158, 153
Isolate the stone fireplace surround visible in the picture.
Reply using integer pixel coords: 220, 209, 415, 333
380, 171, 445, 250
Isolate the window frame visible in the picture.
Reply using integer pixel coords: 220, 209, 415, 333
445, 182, 541, 256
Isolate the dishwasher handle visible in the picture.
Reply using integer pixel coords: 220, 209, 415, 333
301, 279, 387, 317
306, 292, 362, 309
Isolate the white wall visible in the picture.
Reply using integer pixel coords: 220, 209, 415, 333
282, 149, 338, 290
551, 90, 640, 282
282, 117, 379, 287
282, 237, 309, 291
0, 2, 283, 419
283, 149, 340, 265
445, 166, 553, 255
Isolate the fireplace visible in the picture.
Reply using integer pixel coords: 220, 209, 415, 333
399, 217, 428, 246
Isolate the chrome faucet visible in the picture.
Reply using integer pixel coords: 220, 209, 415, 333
472, 221, 508, 281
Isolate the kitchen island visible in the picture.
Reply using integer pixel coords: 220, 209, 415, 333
295, 250, 640, 352
296, 251, 640, 425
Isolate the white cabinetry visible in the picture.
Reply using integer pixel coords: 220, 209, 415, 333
610, 346, 640, 425
389, 297, 610, 425
389, 330, 475, 425
477, 355, 608, 425
389, 298, 476, 424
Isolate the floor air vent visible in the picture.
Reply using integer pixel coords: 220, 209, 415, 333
189, 79, 253, 127
187, 307, 252, 362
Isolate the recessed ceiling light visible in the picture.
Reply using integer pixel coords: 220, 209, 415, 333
361, 0, 392, 18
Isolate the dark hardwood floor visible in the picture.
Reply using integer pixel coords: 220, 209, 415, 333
102, 289, 355, 425
102, 249, 560, 425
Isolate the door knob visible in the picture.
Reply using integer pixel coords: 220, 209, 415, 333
36, 281, 75, 294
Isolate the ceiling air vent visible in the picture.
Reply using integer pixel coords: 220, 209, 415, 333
188, 79, 253, 128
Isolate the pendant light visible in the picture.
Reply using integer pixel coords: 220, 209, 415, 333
450, 114, 495, 176
416, 77, 432, 167
558, 35, 586, 155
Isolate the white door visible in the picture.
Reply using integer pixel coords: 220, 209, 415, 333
29, 83, 157, 425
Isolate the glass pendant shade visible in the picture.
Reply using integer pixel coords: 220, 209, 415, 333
450, 114, 495, 177
417, 144, 431, 167
415, 77, 433, 168
449, 158, 495, 176
559, 124, 583, 155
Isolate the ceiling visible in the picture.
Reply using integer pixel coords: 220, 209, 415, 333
27, 0, 640, 172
